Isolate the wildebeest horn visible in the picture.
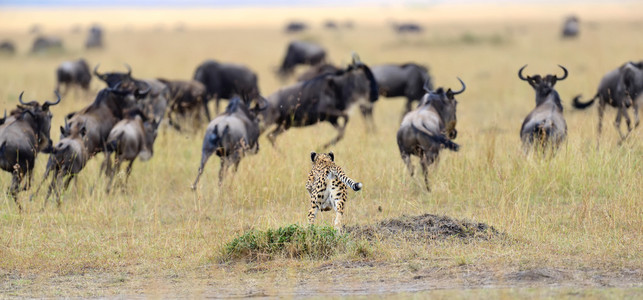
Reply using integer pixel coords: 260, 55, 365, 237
423, 79, 432, 93
18, 91, 39, 106
93, 64, 105, 79
136, 80, 151, 96
43, 90, 62, 110
125, 64, 132, 77
518, 64, 529, 81
451, 77, 466, 95
351, 52, 361, 65
556, 65, 568, 81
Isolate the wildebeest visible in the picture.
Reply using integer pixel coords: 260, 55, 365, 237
33, 123, 89, 207
0, 40, 16, 54
323, 20, 338, 29
393, 22, 423, 34
519, 65, 568, 152
296, 63, 341, 82
94, 64, 169, 124
371, 63, 434, 118
157, 78, 208, 130
193, 60, 264, 115
55, 58, 92, 96
277, 40, 327, 78
0, 91, 60, 210
104, 109, 158, 193
562, 15, 579, 38
397, 79, 464, 192
191, 97, 260, 189
284, 21, 308, 33
85, 25, 104, 49
261, 54, 378, 148
31, 36, 63, 53
572, 62, 643, 144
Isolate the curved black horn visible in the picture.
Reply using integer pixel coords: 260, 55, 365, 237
124, 64, 132, 77
18, 91, 39, 106
93, 64, 104, 78
518, 64, 529, 81
423, 79, 432, 93
556, 65, 568, 81
451, 77, 466, 95
43, 90, 62, 110
136, 80, 151, 96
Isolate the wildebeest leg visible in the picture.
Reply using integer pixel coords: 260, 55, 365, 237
359, 104, 376, 132
634, 100, 641, 128
31, 163, 53, 202
267, 124, 287, 147
596, 101, 606, 148
124, 160, 135, 188
43, 172, 58, 210
419, 153, 431, 192
614, 107, 625, 141
322, 112, 349, 149
191, 151, 212, 190
403, 98, 415, 118
53, 173, 64, 207
218, 158, 230, 186
10, 169, 23, 211
400, 151, 414, 176
106, 158, 122, 194
214, 96, 221, 115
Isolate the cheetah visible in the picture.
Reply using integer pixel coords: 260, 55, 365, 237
306, 151, 362, 231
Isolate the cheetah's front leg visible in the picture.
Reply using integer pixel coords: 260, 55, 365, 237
307, 193, 320, 224
332, 184, 346, 232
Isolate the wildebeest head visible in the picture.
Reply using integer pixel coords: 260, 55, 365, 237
419, 78, 465, 139
323, 53, 378, 106
93, 64, 150, 98
519, 65, 568, 105
622, 61, 643, 103
13, 91, 61, 151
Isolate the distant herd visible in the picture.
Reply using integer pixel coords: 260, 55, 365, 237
1, 17, 642, 215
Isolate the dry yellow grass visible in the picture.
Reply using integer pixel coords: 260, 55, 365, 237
0, 3, 642, 297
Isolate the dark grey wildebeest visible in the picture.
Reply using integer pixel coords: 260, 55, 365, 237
285, 21, 308, 33
296, 63, 341, 82
397, 79, 464, 192
519, 65, 568, 153
191, 97, 260, 189
393, 22, 423, 34
277, 40, 327, 78
572, 61, 643, 144
0, 40, 16, 54
85, 25, 103, 49
562, 15, 579, 38
260, 54, 378, 148
31, 36, 63, 53
104, 109, 158, 193
193, 60, 264, 116
157, 78, 209, 130
0, 92, 60, 210
55, 58, 92, 96
94, 64, 169, 125
371, 63, 433, 118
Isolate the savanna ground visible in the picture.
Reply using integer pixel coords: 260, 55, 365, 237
0, 2, 642, 298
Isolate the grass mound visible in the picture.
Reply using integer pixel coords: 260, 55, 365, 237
346, 213, 503, 242
221, 224, 347, 261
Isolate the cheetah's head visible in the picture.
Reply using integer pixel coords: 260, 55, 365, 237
311, 151, 334, 163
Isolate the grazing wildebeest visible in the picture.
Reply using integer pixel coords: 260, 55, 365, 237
55, 58, 92, 96
277, 40, 327, 78
193, 60, 264, 115
323, 20, 338, 29
94, 64, 169, 124
519, 65, 568, 153
284, 21, 308, 33
191, 97, 260, 189
572, 62, 643, 144
85, 25, 104, 49
296, 63, 341, 82
371, 63, 434, 118
0, 40, 16, 54
0, 91, 60, 210
31, 36, 63, 53
393, 22, 423, 34
397, 79, 464, 192
104, 109, 158, 193
33, 123, 89, 207
157, 78, 208, 130
562, 15, 579, 38
261, 54, 379, 148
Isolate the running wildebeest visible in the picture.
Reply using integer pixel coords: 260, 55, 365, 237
397, 79, 464, 192
55, 58, 92, 96
277, 40, 327, 78
94, 64, 169, 124
32, 123, 89, 207
157, 78, 208, 130
191, 97, 260, 189
0, 91, 60, 210
519, 65, 568, 153
371, 63, 434, 118
562, 15, 579, 38
193, 60, 265, 116
296, 63, 341, 82
284, 21, 308, 33
0, 40, 16, 54
393, 22, 423, 34
31, 36, 63, 53
85, 25, 104, 49
572, 61, 643, 144
104, 109, 158, 193
261, 53, 378, 148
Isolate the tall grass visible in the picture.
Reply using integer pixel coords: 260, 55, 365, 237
0, 10, 641, 287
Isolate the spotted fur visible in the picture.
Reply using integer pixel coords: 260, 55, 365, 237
306, 151, 362, 231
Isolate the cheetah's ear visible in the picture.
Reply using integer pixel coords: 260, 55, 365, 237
310, 151, 317, 162
328, 151, 334, 161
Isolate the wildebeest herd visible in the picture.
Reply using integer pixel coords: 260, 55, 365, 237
2, 18, 643, 220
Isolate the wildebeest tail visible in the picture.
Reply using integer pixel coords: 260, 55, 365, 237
572, 94, 597, 109
411, 123, 460, 151
105, 132, 124, 153
533, 119, 554, 142
0, 141, 5, 156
